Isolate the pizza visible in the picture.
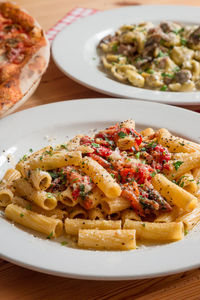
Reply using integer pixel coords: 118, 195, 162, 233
0, 2, 50, 117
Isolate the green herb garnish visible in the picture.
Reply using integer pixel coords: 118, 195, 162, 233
91, 143, 100, 148
47, 231, 53, 239
173, 161, 184, 171
160, 85, 167, 91
146, 69, 155, 74
112, 44, 118, 52
135, 152, 140, 159
157, 51, 168, 58
150, 171, 157, 178
118, 131, 127, 138
61, 241, 68, 246
161, 72, 174, 78
180, 38, 187, 46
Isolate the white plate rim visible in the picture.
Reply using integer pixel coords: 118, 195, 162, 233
0, 98, 200, 280
52, 5, 200, 106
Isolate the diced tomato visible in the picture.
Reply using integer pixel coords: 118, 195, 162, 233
94, 145, 112, 157
82, 198, 93, 210
134, 164, 154, 184
80, 136, 92, 145
120, 167, 135, 183
72, 189, 80, 201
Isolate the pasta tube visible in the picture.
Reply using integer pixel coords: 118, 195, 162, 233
65, 218, 121, 235
176, 203, 200, 230
0, 188, 13, 207
101, 197, 130, 214
0, 168, 21, 186
14, 178, 57, 210
78, 229, 136, 250
79, 157, 121, 199
157, 128, 200, 153
29, 151, 82, 170
69, 205, 88, 219
30, 169, 52, 191
12, 196, 67, 220
155, 206, 181, 223
152, 174, 197, 211
140, 128, 154, 137
5, 204, 63, 237
58, 187, 79, 207
121, 208, 141, 224
124, 220, 184, 241
165, 152, 200, 180
88, 208, 104, 220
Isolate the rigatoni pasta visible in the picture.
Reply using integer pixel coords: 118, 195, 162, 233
1, 119, 200, 250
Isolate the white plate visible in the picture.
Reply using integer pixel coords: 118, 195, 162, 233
52, 5, 200, 106
0, 98, 200, 280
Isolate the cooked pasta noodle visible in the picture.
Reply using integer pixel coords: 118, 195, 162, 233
1, 119, 200, 250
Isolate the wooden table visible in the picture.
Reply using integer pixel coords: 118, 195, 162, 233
1, 0, 200, 299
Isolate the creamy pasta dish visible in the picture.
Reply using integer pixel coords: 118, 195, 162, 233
1, 120, 200, 250
98, 21, 200, 92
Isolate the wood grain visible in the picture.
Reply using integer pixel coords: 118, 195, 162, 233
1, 0, 200, 299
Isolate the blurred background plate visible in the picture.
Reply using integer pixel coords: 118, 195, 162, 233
52, 5, 200, 106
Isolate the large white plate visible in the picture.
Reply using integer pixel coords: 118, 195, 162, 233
0, 98, 200, 280
52, 5, 200, 106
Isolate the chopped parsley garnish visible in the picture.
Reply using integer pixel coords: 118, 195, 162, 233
112, 44, 118, 52
79, 184, 85, 192
173, 161, 184, 171
146, 69, 155, 74
135, 152, 140, 159
157, 51, 168, 58
45, 150, 53, 156
61, 241, 68, 246
179, 142, 185, 146
47, 192, 54, 198
29, 148, 33, 153
134, 57, 142, 62
21, 154, 28, 161
20, 213, 24, 218
179, 181, 184, 188
39, 156, 43, 161
110, 173, 115, 178
173, 28, 184, 35
180, 38, 187, 46
91, 143, 100, 148
160, 85, 167, 91
161, 72, 174, 78
118, 131, 127, 138
184, 229, 188, 235
60, 144, 68, 150
26, 204, 32, 211
47, 231, 53, 239
48, 171, 58, 180
147, 141, 158, 149
72, 178, 78, 182
150, 171, 157, 178
142, 223, 146, 227
173, 66, 180, 72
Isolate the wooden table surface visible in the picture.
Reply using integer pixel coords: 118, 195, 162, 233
1, 0, 200, 299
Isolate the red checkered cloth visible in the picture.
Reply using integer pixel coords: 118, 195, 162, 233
46, 7, 99, 43
46, 7, 200, 113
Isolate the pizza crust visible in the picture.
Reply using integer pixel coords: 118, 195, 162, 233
0, 2, 50, 118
